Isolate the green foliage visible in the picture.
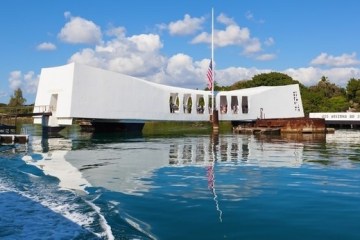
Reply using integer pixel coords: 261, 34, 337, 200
346, 78, 360, 100
301, 89, 324, 113
326, 96, 350, 112
309, 76, 344, 98
8, 88, 26, 107
299, 77, 348, 114
346, 78, 360, 111
298, 76, 348, 114
252, 72, 299, 86
231, 72, 299, 90
205, 81, 231, 91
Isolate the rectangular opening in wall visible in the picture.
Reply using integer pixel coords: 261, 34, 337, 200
220, 95, 228, 114
231, 96, 239, 114
50, 94, 58, 112
242, 96, 248, 114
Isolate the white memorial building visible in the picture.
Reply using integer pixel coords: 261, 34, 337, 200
33, 63, 304, 130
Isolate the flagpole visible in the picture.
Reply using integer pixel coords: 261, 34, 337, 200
211, 7, 214, 114
211, 8, 219, 132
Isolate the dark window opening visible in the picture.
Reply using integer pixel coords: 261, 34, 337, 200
220, 96, 228, 114
169, 94, 179, 113
231, 96, 239, 114
242, 96, 248, 114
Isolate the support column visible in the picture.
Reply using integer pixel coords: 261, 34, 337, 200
41, 114, 49, 139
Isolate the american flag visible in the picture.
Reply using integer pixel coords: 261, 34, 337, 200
207, 60, 213, 90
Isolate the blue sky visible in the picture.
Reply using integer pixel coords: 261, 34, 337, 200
1, 0, 360, 104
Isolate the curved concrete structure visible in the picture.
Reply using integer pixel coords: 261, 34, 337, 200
33, 63, 304, 127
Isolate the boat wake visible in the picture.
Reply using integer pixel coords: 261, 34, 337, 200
0, 149, 114, 240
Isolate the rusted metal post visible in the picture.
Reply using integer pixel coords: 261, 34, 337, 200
212, 109, 219, 132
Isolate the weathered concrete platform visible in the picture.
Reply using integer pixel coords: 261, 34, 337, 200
255, 118, 327, 133
0, 134, 29, 144
233, 117, 329, 134
233, 126, 281, 135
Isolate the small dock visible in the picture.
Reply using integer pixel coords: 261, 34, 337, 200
0, 134, 29, 144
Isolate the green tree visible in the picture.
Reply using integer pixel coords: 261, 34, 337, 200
251, 72, 299, 86
346, 78, 360, 111
301, 77, 348, 114
8, 88, 26, 107
326, 95, 349, 112
301, 89, 324, 114
346, 78, 360, 100
230, 72, 300, 90
310, 76, 344, 98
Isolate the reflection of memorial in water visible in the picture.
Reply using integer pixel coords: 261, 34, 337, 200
255, 132, 326, 144
28, 135, 171, 195
169, 134, 307, 168
25, 132, 323, 198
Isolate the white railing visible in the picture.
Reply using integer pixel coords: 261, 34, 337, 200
33, 105, 55, 113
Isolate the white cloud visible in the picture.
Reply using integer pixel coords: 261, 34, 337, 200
58, 14, 102, 44
284, 67, 321, 85
284, 66, 360, 86
216, 67, 271, 86
310, 52, 360, 67
8, 70, 39, 94
165, 54, 198, 85
106, 26, 126, 38
68, 27, 211, 89
190, 32, 209, 45
36, 42, 57, 51
217, 13, 236, 26
69, 48, 103, 67
129, 34, 163, 52
68, 29, 165, 77
23, 71, 39, 94
264, 37, 275, 46
217, 25, 251, 47
62, 18, 274, 90
8, 71, 22, 91
63, 14, 360, 92
191, 13, 274, 59
192, 24, 251, 48
168, 14, 205, 36
256, 53, 276, 61
245, 11, 264, 24
243, 38, 261, 54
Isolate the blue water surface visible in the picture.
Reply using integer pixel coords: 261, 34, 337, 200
1, 127, 360, 240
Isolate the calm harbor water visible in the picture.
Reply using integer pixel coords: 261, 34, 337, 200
1, 125, 360, 239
